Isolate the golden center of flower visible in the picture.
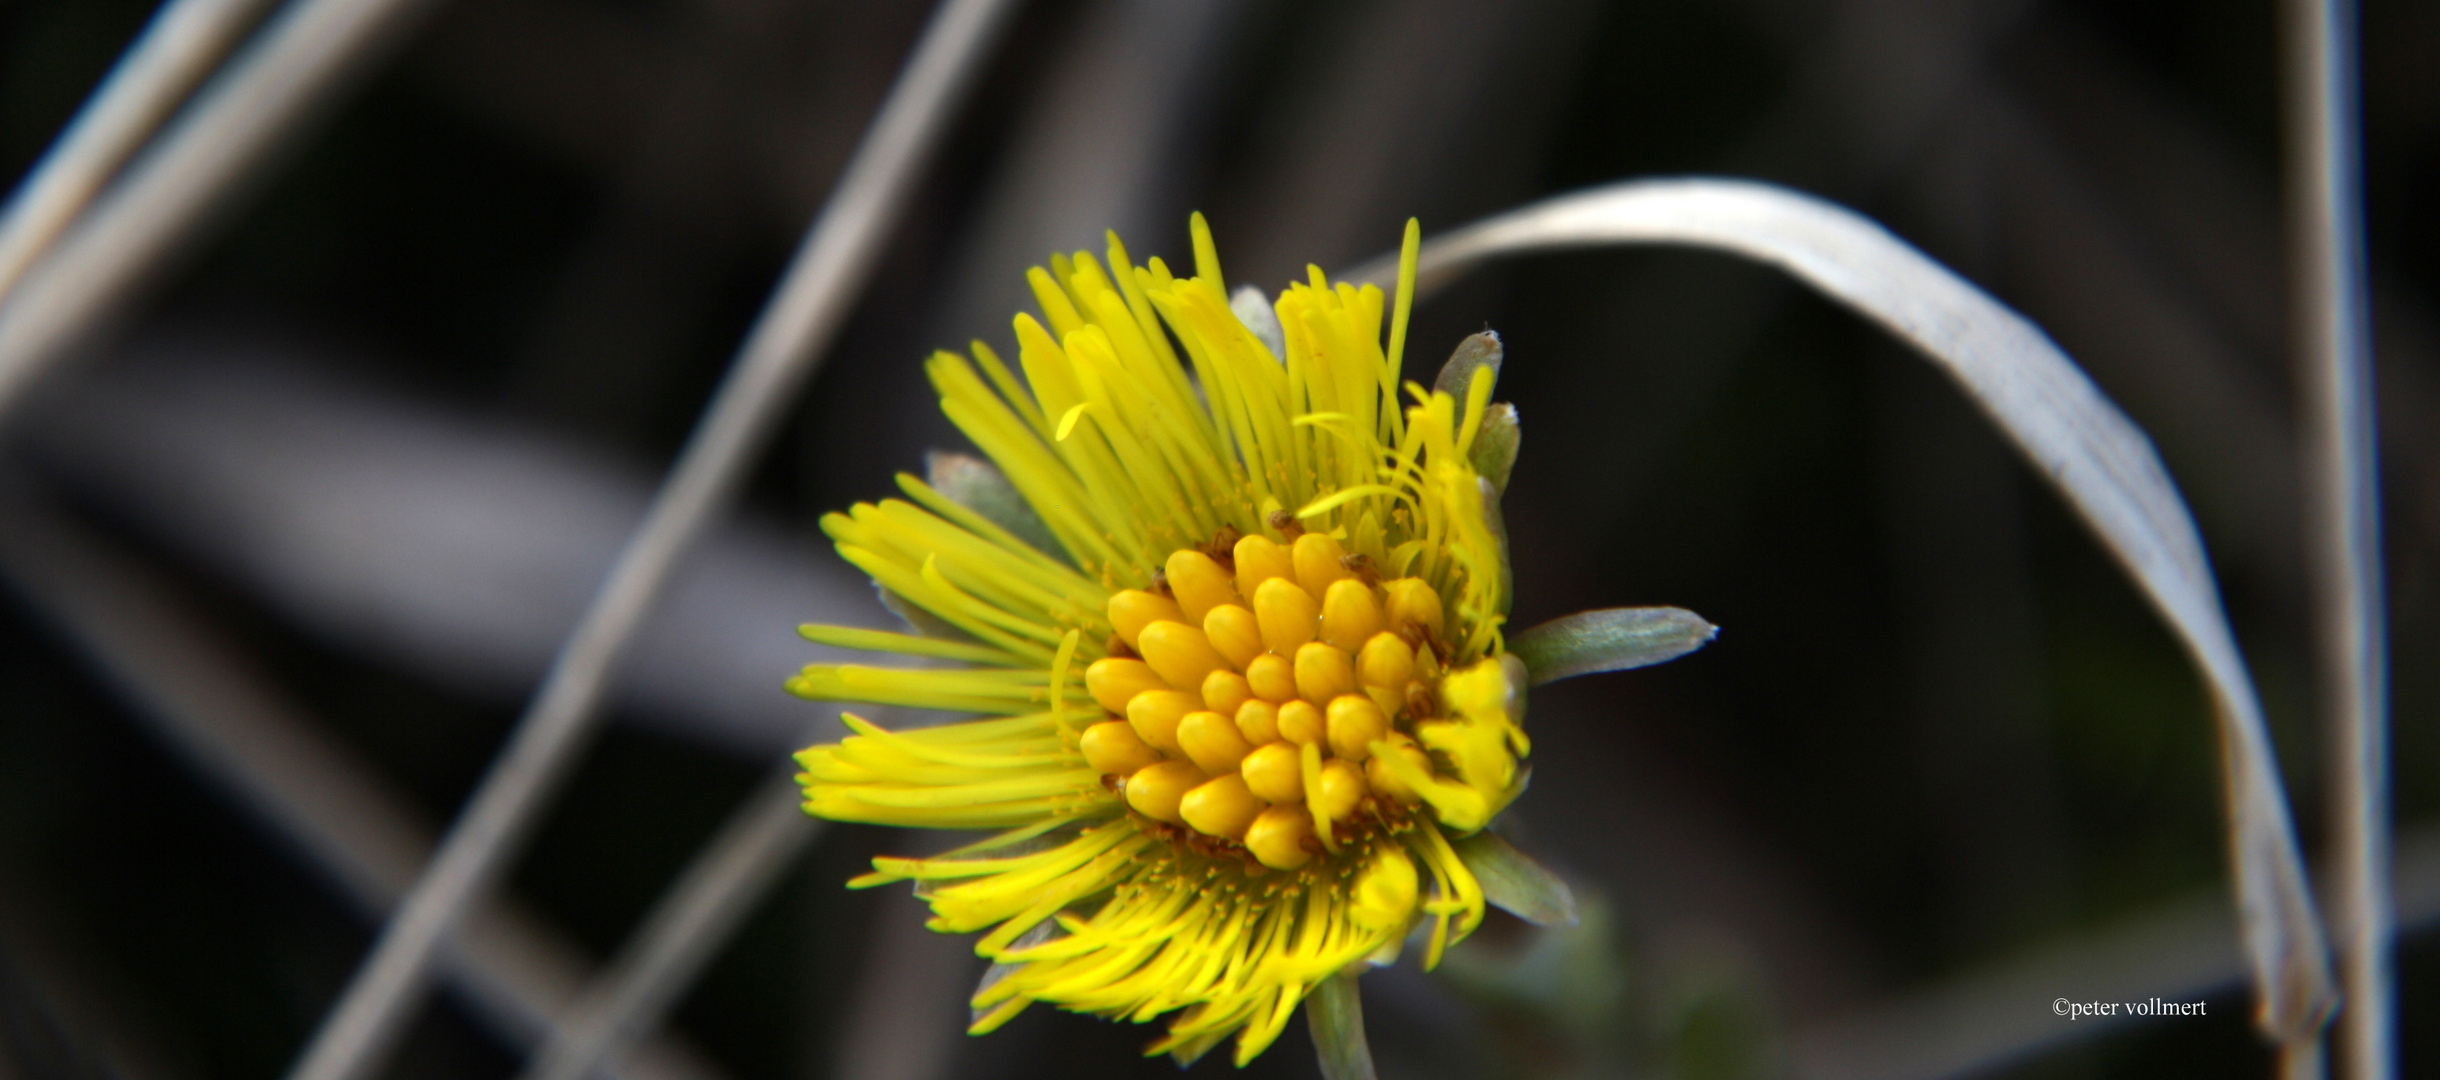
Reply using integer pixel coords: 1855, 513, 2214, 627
1080, 527, 1459, 871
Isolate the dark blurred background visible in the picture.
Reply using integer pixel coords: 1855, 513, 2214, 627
0, 0, 2434, 1077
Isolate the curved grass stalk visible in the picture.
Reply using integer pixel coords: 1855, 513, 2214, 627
1350, 177, 2336, 1045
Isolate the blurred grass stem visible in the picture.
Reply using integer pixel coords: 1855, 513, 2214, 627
0, 480, 726, 1080
520, 762, 825, 1080
0, 0, 451, 421
0, 0, 278, 300
2285, 1038, 2330, 1080
278, 0, 1023, 1077
2283, 0, 2390, 1076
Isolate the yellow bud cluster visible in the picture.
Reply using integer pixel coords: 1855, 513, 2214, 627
1082, 532, 1453, 870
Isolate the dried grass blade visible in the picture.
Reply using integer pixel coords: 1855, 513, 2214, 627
1351, 177, 2335, 1041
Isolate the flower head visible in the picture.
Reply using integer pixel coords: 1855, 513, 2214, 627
792, 215, 1530, 1066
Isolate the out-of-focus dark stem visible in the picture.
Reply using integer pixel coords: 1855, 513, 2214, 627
2283, 0, 2389, 1076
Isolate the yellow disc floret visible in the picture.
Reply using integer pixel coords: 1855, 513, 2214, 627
1088, 545, 1520, 869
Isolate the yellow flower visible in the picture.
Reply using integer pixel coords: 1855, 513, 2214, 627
791, 214, 1531, 1067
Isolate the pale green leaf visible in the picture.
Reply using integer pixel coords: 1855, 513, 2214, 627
925, 450, 1059, 557
1510, 606, 1717, 686
1434, 330, 1502, 398
1231, 284, 1285, 361
1453, 830, 1579, 927
1472, 402, 1520, 494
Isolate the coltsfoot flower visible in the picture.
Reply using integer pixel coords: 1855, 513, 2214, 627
792, 215, 1547, 1067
